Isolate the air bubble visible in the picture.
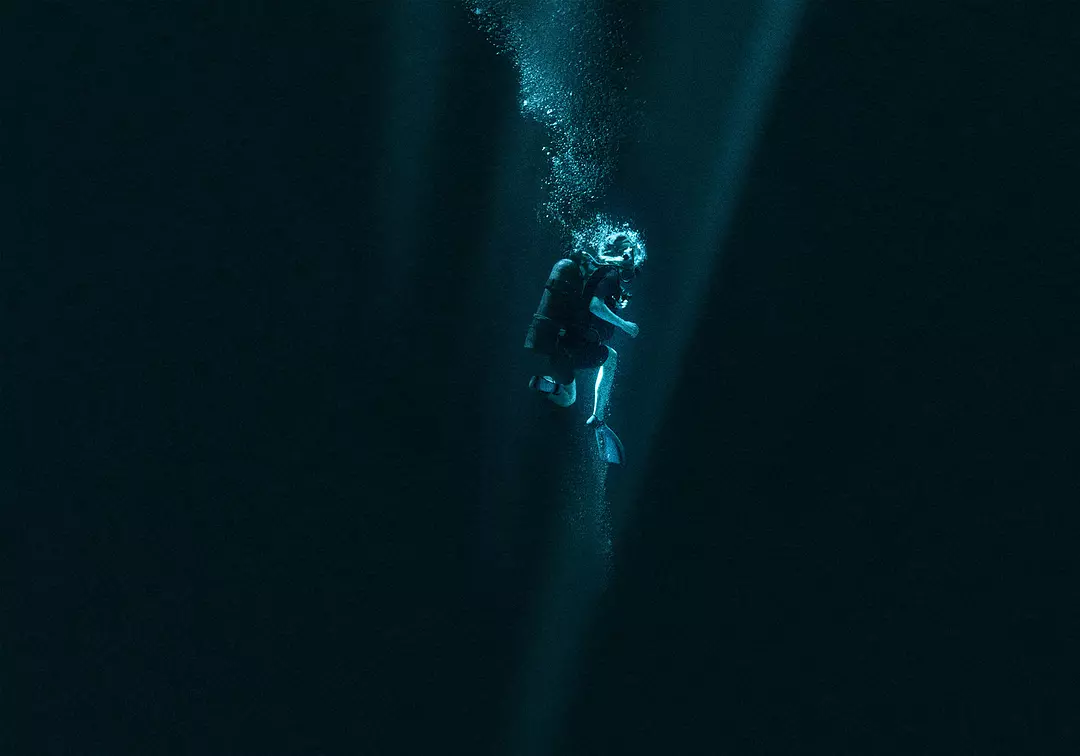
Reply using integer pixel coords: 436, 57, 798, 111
464, 0, 638, 234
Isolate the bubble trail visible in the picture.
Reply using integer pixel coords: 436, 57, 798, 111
467, 0, 636, 232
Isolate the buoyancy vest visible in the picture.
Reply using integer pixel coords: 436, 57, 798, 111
525, 259, 620, 351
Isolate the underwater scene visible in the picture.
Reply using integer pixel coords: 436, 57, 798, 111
10, 1, 1072, 754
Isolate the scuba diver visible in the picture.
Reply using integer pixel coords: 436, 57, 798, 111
524, 230, 645, 465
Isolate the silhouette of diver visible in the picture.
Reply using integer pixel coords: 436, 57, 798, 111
524, 231, 644, 464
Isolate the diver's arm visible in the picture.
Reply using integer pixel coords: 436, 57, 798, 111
590, 296, 639, 338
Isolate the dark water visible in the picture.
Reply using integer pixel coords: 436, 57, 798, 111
7, 1, 1076, 754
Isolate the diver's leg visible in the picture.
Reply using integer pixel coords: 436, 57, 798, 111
548, 378, 576, 407
587, 348, 626, 463
591, 346, 617, 421
539, 346, 577, 407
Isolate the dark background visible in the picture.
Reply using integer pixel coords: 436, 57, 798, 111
7, 1, 1077, 754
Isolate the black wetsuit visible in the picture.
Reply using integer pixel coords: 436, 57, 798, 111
524, 258, 623, 384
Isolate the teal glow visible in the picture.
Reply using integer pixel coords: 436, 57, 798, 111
461, 1, 817, 753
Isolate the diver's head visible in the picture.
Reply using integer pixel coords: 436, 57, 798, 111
598, 232, 645, 282
598, 232, 635, 267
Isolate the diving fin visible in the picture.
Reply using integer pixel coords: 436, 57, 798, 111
586, 415, 626, 465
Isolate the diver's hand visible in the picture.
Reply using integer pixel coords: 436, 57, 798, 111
623, 321, 640, 339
